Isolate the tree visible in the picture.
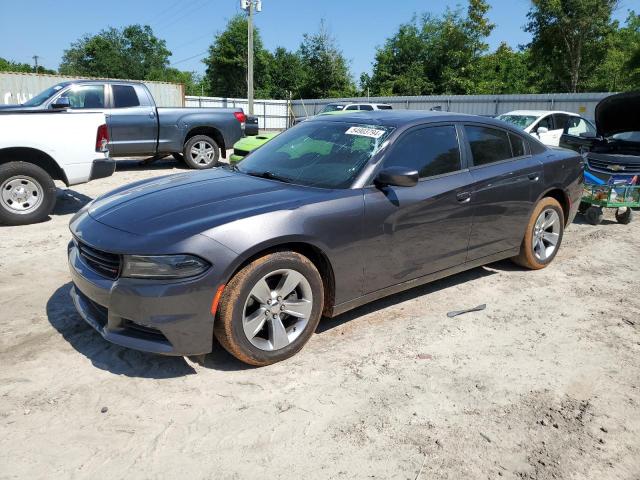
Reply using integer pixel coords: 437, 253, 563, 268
146, 68, 207, 96
473, 43, 538, 94
297, 21, 355, 98
367, 0, 494, 96
203, 15, 271, 98
0, 57, 55, 74
59, 25, 171, 79
525, 0, 619, 92
267, 47, 305, 99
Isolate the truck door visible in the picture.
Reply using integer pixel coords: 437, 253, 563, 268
107, 84, 158, 156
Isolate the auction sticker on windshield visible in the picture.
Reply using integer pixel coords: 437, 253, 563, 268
345, 126, 386, 139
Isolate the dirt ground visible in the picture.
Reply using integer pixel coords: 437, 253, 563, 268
1, 158, 639, 480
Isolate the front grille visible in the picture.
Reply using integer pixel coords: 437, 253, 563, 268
587, 154, 640, 174
77, 240, 121, 279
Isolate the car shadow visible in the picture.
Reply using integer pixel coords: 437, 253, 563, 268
47, 283, 197, 378
115, 156, 189, 172
316, 265, 497, 334
53, 188, 93, 216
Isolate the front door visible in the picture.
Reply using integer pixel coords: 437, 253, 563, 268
362, 124, 474, 294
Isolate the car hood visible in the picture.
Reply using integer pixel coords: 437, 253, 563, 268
86, 168, 325, 238
595, 92, 640, 138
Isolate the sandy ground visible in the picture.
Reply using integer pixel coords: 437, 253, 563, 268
1, 157, 639, 480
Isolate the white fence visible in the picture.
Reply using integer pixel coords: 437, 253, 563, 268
187, 92, 613, 131
0, 72, 185, 107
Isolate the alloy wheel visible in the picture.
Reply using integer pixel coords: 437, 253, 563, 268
189, 141, 216, 166
532, 208, 561, 261
242, 268, 313, 351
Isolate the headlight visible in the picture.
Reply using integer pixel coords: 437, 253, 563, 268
121, 254, 210, 279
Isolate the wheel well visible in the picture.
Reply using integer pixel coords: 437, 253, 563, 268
232, 242, 336, 316
543, 188, 570, 225
185, 127, 226, 158
0, 147, 68, 185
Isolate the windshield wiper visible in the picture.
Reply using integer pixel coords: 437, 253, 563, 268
244, 170, 293, 184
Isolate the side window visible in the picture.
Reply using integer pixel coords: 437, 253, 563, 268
359, 104, 374, 111
565, 117, 596, 136
345, 105, 358, 111
377, 105, 393, 110
112, 85, 140, 108
63, 85, 104, 109
509, 133, 526, 157
384, 125, 461, 178
465, 125, 512, 166
535, 115, 553, 132
552, 114, 570, 131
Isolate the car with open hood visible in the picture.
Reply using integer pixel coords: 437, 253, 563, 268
68, 111, 583, 366
560, 91, 640, 182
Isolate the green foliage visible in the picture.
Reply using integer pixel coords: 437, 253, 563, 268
59, 25, 171, 80
267, 47, 305, 99
367, 0, 494, 95
297, 21, 356, 98
525, 0, 619, 92
0, 57, 55, 74
473, 43, 537, 94
203, 15, 272, 98
146, 68, 207, 96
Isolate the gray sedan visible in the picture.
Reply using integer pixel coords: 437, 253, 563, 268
68, 111, 583, 366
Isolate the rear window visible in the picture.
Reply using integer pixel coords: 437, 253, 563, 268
112, 85, 140, 108
465, 126, 512, 166
377, 105, 393, 110
509, 133, 526, 157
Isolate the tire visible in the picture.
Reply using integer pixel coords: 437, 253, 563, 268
0, 162, 56, 226
512, 197, 564, 270
585, 206, 604, 226
214, 251, 324, 366
577, 201, 589, 214
615, 207, 633, 225
182, 135, 220, 169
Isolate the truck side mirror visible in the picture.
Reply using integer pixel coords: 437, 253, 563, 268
51, 97, 71, 109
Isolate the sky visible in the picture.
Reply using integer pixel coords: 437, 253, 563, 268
0, 0, 635, 80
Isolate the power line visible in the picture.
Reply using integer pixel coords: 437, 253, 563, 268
170, 50, 209, 66
154, 0, 211, 32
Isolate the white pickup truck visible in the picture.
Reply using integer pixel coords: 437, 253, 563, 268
0, 111, 113, 225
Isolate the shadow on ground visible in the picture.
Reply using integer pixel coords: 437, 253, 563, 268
115, 156, 189, 172
53, 189, 93, 216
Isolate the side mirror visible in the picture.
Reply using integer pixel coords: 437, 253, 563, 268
579, 131, 597, 139
374, 167, 419, 188
537, 126, 549, 134
51, 97, 70, 109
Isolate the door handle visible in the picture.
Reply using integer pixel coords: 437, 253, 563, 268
456, 192, 471, 203
528, 173, 540, 181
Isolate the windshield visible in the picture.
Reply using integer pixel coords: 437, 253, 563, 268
319, 104, 346, 114
22, 83, 69, 107
497, 114, 538, 130
236, 121, 393, 189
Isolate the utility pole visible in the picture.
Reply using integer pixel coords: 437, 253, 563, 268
241, 0, 261, 115
32, 55, 39, 73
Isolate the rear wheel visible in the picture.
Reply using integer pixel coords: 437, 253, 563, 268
214, 251, 324, 366
512, 197, 564, 270
0, 162, 56, 226
182, 135, 220, 169
615, 207, 633, 224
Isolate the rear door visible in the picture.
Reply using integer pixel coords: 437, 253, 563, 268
362, 123, 474, 293
559, 116, 597, 153
106, 84, 158, 156
464, 124, 544, 261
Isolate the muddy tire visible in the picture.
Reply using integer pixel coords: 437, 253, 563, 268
0, 162, 56, 226
182, 135, 220, 169
615, 207, 633, 225
214, 251, 324, 366
512, 197, 564, 270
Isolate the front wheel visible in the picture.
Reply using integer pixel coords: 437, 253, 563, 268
182, 135, 220, 169
512, 197, 564, 270
214, 251, 324, 366
0, 162, 57, 226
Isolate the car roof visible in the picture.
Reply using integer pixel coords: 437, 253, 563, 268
501, 110, 579, 117
63, 79, 144, 85
306, 110, 522, 131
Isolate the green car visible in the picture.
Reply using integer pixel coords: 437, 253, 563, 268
229, 110, 366, 163
230, 132, 280, 163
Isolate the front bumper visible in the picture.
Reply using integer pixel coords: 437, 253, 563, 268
68, 241, 220, 356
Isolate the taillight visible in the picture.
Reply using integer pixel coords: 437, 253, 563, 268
233, 111, 247, 124
96, 124, 109, 152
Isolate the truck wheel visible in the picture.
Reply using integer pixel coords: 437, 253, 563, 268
615, 207, 633, 224
183, 135, 220, 169
511, 197, 564, 270
0, 162, 57, 226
